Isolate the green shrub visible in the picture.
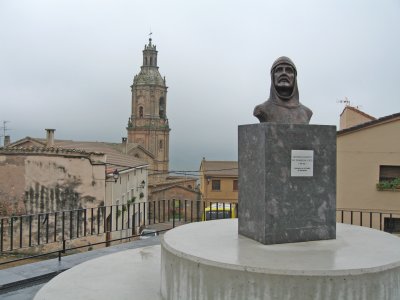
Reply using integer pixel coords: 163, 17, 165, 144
376, 178, 400, 191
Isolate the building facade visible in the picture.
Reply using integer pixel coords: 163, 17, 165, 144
0, 147, 106, 216
0, 130, 149, 217
199, 159, 238, 205
337, 106, 400, 231
339, 105, 376, 130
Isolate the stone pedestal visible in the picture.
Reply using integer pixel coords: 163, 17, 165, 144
238, 123, 336, 244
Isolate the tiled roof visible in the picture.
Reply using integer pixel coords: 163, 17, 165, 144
3, 138, 148, 171
148, 176, 197, 188
338, 112, 400, 135
151, 184, 199, 194
0, 146, 99, 156
200, 161, 238, 177
53, 141, 148, 170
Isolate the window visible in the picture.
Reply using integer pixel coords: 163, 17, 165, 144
212, 180, 221, 191
379, 165, 400, 181
139, 106, 144, 118
378, 166, 400, 190
159, 140, 163, 149
159, 98, 165, 118
233, 180, 238, 191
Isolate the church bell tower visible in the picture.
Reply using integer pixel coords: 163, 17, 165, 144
127, 38, 170, 174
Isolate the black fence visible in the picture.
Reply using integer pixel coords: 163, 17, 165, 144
0, 200, 238, 266
336, 208, 400, 233
0, 203, 398, 267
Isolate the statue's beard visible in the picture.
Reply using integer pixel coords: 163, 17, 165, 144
275, 85, 294, 99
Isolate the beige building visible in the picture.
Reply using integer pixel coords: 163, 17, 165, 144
337, 106, 400, 231
199, 159, 238, 205
0, 129, 148, 217
150, 178, 201, 222
339, 105, 376, 130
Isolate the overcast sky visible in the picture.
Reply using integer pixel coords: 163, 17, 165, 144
0, 0, 399, 171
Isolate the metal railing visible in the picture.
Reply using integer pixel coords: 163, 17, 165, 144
0, 200, 238, 266
336, 208, 400, 233
0, 204, 398, 267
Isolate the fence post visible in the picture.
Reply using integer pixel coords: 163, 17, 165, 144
59, 239, 66, 262
0, 219, 3, 252
173, 205, 175, 228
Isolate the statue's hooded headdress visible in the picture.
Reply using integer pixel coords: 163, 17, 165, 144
269, 56, 299, 108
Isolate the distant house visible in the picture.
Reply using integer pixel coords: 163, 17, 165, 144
199, 159, 238, 205
337, 106, 400, 231
149, 176, 199, 204
0, 129, 148, 217
149, 177, 201, 222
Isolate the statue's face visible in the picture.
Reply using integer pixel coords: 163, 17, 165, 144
273, 63, 295, 97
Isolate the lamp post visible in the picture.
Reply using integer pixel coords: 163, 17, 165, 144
112, 169, 119, 183
139, 180, 145, 189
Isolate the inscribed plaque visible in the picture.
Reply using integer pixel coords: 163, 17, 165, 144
291, 150, 314, 177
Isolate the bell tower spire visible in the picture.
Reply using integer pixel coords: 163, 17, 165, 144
127, 37, 170, 177
142, 37, 158, 68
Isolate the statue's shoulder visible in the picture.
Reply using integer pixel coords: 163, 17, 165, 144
253, 99, 273, 122
256, 99, 275, 111
299, 103, 313, 119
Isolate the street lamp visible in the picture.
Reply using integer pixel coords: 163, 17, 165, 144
112, 169, 119, 183
137, 180, 146, 191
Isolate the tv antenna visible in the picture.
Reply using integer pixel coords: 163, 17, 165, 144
336, 97, 363, 110
336, 97, 351, 106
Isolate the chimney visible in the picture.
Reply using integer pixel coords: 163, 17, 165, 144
122, 137, 127, 154
45, 129, 55, 147
4, 135, 10, 147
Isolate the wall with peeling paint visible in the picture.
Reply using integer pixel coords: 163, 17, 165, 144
0, 154, 105, 216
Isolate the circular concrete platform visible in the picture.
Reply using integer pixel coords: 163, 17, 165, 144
161, 219, 400, 299
34, 246, 162, 300
34, 220, 400, 300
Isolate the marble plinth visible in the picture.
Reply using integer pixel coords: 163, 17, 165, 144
161, 219, 400, 300
238, 123, 336, 244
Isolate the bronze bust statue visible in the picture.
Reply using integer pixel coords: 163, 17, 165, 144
253, 56, 312, 124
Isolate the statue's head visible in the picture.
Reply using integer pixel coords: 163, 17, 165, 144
271, 56, 297, 100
